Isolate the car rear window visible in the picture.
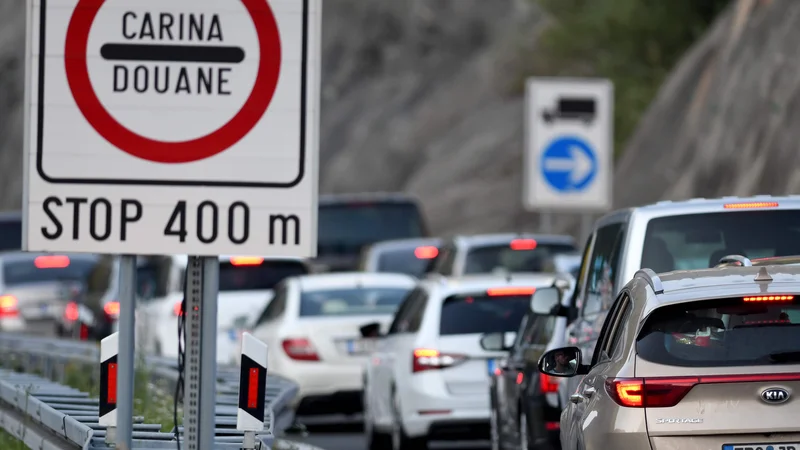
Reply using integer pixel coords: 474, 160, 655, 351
439, 294, 532, 335
3, 255, 99, 285
218, 259, 308, 292
318, 203, 426, 255
299, 287, 410, 317
464, 242, 577, 274
0, 219, 22, 252
641, 209, 800, 273
376, 246, 439, 277
637, 296, 800, 367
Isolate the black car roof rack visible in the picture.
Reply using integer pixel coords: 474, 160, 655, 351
635, 268, 664, 294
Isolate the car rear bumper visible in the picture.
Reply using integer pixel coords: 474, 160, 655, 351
0, 317, 26, 333
278, 361, 365, 408
296, 390, 363, 416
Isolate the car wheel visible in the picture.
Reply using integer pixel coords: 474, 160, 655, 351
391, 390, 427, 450
490, 406, 501, 450
519, 410, 530, 450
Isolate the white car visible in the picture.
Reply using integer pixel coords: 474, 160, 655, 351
246, 272, 416, 421
136, 254, 310, 364
363, 273, 562, 450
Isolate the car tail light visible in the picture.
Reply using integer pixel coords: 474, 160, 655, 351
539, 373, 559, 393
34, 255, 70, 269
173, 301, 183, 316
282, 338, 320, 361
64, 301, 79, 321
412, 348, 467, 373
414, 246, 439, 259
79, 323, 89, 340
0, 295, 18, 317
230, 256, 264, 266
743, 295, 794, 302
723, 201, 779, 209
607, 373, 800, 408
104, 301, 120, 318
486, 287, 536, 296
510, 239, 537, 250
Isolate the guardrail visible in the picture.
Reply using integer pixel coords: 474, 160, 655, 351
0, 333, 299, 449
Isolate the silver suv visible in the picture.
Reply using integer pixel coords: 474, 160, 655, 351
563, 195, 800, 406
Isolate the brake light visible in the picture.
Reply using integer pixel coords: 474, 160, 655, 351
723, 201, 779, 209
539, 373, 559, 393
743, 295, 794, 302
104, 301, 120, 318
34, 255, 70, 269
282, 338, 320, 361
414, 246, 439, 259
510, 239, 537, 250
486, 287, 536, 296
173, 301, 183, 316
230, 256, 264, 266
64, 301, 79, 321
412, 348, 467, 373
0, 295, 18, 317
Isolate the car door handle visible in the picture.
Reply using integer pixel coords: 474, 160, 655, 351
583, 387, 596, 398
569, 393, 584, 404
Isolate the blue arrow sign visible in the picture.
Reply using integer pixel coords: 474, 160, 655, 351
540, 136, 598, 192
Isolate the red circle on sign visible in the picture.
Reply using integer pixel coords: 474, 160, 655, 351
64, 0, 282, 164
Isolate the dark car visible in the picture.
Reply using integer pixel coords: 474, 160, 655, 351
314, 193, 429, 272
482, 286, 570, 450
358, 237, 442, 278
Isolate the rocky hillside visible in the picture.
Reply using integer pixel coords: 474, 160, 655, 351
1, 0, 791, 238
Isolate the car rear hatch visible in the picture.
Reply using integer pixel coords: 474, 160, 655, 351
289, 315, 394, 363
8, 280, 84, 321
631, 294, 800, 450
431, 287, 534, 397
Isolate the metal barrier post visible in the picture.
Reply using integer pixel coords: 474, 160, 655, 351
237, 332, 269, 450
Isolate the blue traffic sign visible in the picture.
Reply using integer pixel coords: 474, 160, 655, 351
540, 136, 598, 192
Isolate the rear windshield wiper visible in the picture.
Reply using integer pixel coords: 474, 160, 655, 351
766, 351, 800, 364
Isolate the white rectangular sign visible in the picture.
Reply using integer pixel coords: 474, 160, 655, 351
523, 77, 613, 212
23, 0, 321, 257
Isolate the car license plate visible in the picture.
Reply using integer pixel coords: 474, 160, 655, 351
723, 444, 799, 450
487, 359, 497, 376
346, 339, 374, 355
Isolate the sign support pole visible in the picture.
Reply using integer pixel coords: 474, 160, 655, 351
182, 256, 219, 450
115, 255, 137, 450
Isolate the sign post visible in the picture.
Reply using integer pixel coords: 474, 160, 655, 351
23, 0, 322, 448
523, 77, 614, 231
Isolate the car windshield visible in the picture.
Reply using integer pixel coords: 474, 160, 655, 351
0, 219, 22, 252
299, 287, 410, 317
641, 210, 800, 272
637, 296, 800, 367
376, 246, 439, 277
439, 294, 532, 335
318, 203, 425, 255
218, 260, 309, 292
464, 242, 577, 274
3, 255, 99, 285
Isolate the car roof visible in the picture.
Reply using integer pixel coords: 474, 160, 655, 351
639, 265, 800, 309
294, 272, 417, 290
368, 237, 442, 252
421, 273, 559, 298
0, 211, 21, 221
449, 233, 576, 247
319, 192, 421, 206
595, 195, 800, 227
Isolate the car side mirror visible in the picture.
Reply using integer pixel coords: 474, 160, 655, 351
537, 346, 586, 378
480, 332, 514, 352
360, 322, 382, 339
530, 287, 565, 316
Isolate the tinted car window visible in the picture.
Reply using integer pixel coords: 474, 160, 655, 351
218, 260, 308, 292
0, 219, 22, 252
3, 256, 99, 285
463, 243, 577, 274
637, 297, 800, 367
318, 203, 425, 256
299, 287, 410, 317
642, 210, 800, 272
439, 294, 531, 335
376, 246, 439, 277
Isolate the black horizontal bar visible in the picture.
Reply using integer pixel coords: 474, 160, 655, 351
100, 43, 245, 64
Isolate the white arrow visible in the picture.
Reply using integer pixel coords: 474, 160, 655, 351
543, 145, 594, 185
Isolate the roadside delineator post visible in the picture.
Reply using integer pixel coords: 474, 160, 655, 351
236, 332, 269, 449
99, 332, 119, 445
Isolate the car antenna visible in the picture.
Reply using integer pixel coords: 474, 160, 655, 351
754, 267, 773, 282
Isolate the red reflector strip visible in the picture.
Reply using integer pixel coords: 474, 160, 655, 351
545, 421, 560, 430
723, 201, 779, 209
743, 295, 794, 302
486, 287, 536, 296
107, 363, 117, 404
247, 368, 259, 409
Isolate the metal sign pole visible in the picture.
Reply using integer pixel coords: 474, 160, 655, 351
115, 255, 137, 450
199, 256, 219, 450
182, 256, 204, 449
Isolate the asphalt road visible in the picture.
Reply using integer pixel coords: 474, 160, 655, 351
285, 423, 490, 450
